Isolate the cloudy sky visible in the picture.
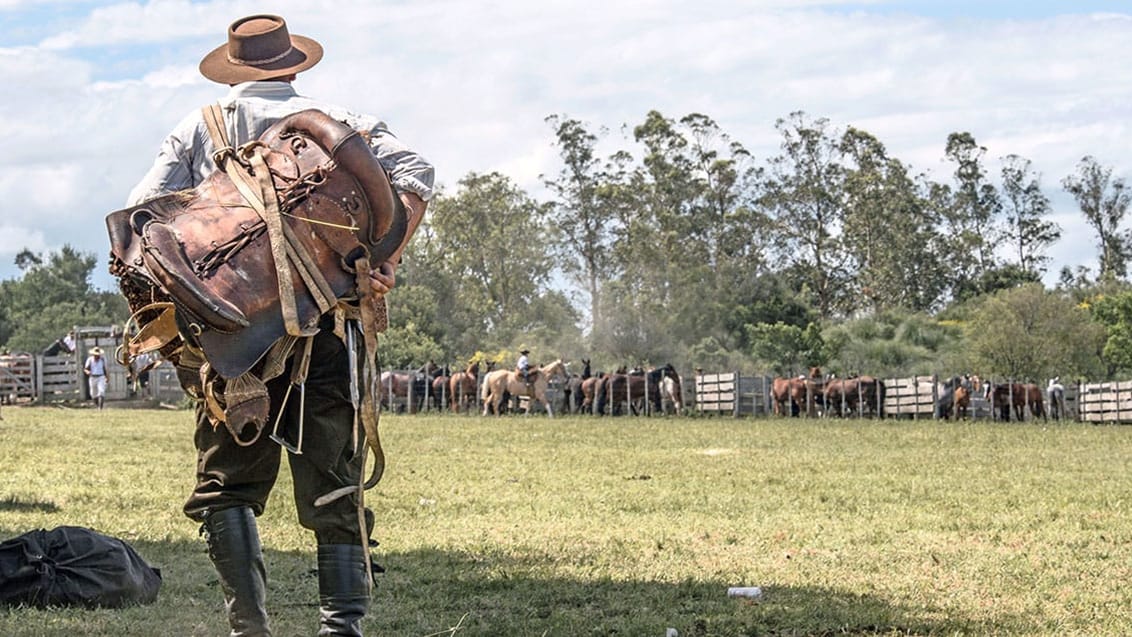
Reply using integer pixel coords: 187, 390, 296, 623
2, 0, 1131, 292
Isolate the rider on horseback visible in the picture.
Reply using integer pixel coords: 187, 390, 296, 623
517, 348, 531, 387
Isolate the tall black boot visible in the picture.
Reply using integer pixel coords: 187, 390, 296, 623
203, 507, 271, 636
317, 544, 370, 636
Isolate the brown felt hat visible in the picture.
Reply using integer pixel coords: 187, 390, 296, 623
199, 14, 323, 84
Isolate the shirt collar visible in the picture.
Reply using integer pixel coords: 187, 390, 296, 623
224, 81, 299, 100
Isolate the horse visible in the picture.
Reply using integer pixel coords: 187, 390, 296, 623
481, 359, 568, 417
824, 375, 884, 418
1047, 377, 1066, 420
772, 367, 824, 417
579, 372, 605, 414
430, 365, 451, 411
660, 369, 684, 415
562, 358, 591, 414
986, 381, 1045, 421
595, 364, 680, 416
447, 361, 481, 413
380, 361, 440, 413
936, 376, 963, 420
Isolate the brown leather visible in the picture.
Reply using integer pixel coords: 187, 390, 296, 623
107, 109, 406, 379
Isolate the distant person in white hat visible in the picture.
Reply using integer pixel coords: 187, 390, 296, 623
83, 347, 106, 410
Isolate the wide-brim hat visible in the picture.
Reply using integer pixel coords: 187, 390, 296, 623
519, 349, 530, 355
199, 14, 323, 84
90, 347, 103, 356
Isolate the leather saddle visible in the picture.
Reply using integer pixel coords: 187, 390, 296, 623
107, 108, 406, 379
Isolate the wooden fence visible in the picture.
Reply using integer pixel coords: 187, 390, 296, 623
1077, 380, 1132, 424
690, 371, 1094, 422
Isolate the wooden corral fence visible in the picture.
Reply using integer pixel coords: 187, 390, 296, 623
881, 376, 936, 419
694, 372, 776, 417
688, 371, 1091, 422
1076, 380, 1132, 424
0, 325, 186, 405
0, 353, 37, 403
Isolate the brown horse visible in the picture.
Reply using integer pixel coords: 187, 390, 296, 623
595, 364, 680, 416
447, 361, 481, 413
772, 367, 824, 417
481, 359, 568, 417
430, 367, 450, 411
824, 375, 884, 418
580, 372, 605, 414
380, 361, 440, 413
986, 381, 1045, 421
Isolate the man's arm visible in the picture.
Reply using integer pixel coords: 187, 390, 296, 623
368, 191, 427, 295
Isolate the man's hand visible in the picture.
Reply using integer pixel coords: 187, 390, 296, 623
367, 192, 427, 297
369, 260, 397, 296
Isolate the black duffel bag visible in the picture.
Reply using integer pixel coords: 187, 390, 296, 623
0, 526, 162, 608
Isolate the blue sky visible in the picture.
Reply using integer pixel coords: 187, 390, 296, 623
2, 0, 1131, 294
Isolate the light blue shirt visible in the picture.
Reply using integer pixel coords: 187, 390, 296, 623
85, 355, 106, 376
127, 81, 434, 206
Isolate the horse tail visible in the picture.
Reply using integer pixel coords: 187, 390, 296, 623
595, 376, 607, 416
481, 373, 492, 402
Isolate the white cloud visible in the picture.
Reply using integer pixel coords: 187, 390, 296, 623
2, 0, 1131, 292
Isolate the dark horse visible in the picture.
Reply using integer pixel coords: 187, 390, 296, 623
562, 358, 591, 414
986, 381, 1045, 421
429, 364, 451, 411
380, 361, 441, 413
824, 375, 885, 418
595, 364, 680, 416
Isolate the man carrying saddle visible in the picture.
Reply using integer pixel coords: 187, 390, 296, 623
122, 14, 433, 636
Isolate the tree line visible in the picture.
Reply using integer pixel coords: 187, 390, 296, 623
4, 109, 1132, 383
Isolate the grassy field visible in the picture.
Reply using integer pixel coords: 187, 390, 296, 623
0, 406, 1130, 636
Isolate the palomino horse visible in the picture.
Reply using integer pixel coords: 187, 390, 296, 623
595, 364, 681, 416
986, 381, 1045, 421
447, 361, 481, 413
481, 359, 568, 417
824, 375, 884, 418
771, 367, 825, 417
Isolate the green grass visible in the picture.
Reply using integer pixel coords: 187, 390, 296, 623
0, 406, 1130, 636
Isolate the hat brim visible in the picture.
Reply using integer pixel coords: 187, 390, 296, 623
199, 34, 323, 84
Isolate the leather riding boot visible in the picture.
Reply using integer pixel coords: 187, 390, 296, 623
203, 507, 272, 637
317, 544, 370, 636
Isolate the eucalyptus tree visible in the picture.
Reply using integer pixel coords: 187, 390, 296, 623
999, 154, 1060, 276
941, 132, 1003, 301
838, 127, 946, 313
544, 115, 623, 334
424, 172, 560, 346
607, 110, 761, 361
758, 111, 849, 319
1062, 155, 1132, 283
